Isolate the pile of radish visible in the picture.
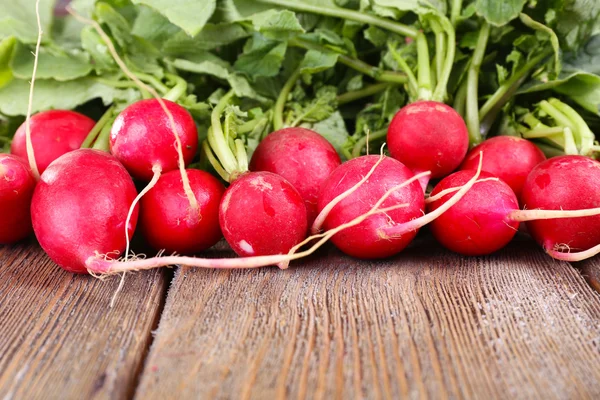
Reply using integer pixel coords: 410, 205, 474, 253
1, 0, 600, 280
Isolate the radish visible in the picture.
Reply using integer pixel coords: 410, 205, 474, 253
0, 154, 36, 244
521, 156, 600, 261
110, 98, 198, 181
201, 90, 310, 257
459, 136, 546, 201
387, 24, 467, 189
427, 164, 600, 256
315, 153, 483, 259
140, 169, 225, 255
11, 110, 95, 174
219, 171, 307, 256
31, 149, 139, 273
249, 127, 341, 225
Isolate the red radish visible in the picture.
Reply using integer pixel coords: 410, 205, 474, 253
11, 110, 95, 174
427, 171, 520, 255
460, 136, 546, 201
0, 154, 36, 244
249, 127, 341, 225
219, 171, 308, 257
110, 98, 198, 181
140, 169, 225, 254
31, 149, 139, 273
522, 156, 600, 259
387, 101, 469, 188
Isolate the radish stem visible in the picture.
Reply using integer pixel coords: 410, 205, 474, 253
274, 67, 301, 131
81, 106, 114, 149
466, 22, 490, 145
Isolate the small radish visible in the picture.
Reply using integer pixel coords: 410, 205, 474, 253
387, 101, 469, 186
31, 149, 139, 273
387, 27, 466, 189
0, 154, 36, 244
140, 169, 225, 255
249, 127, 341, 225
427, 171, 520, 255
110, 98, 198, 181
522, 156, 600, 260
316, 153, 483, 259
11, 110, 95, 174
220, 171, 307, 256
460, 136, 546, 201
427, 164, 600, 256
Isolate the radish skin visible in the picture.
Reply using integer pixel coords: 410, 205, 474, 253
460, 136, 546, 201
219, 171, 308, 257
250, 127, 341, 225
140, 169, 225, 254
387, 101, 469, 188
0, 155, 36, 244
31, 149, 139, 273
12, 110, 95, 175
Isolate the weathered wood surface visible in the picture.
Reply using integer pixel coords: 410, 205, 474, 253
0, 242, 167, 400
581, 259, 600, 293
135, 236, 600, 400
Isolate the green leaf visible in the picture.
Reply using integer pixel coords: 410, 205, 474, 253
299, 49, 338, 74
370, 0, 447, 16
81, 26, 117, 73
0, 37, 16, 90
234, 36, 287, 79
519, 13, 560, 76
173, 54, 232, 80
476, 0, 527, 26
302, 111, 349, 156
0, 77, 139, 116
162, 23, 249, 56
131, 5, 182, 45
0, 0, 55, 43
10, 42, 93, 81
132, 0, 217, 36
246, 9, 305, 40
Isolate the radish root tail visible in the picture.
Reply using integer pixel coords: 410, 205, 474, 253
66, 7, 199, 217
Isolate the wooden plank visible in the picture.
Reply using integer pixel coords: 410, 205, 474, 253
0, 242, 167, 400
580, 259, 600, 293
135, 235, 600, 399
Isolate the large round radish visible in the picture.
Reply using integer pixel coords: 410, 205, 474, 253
0, 154, 36, 244
11, 110, 95, 174
249, 127, 341, 225
522, 156, 600, 253
387, 101, 469, 186
219, 171, 308, 257
317, 156, 425, 259
110, 99, 198, 181
460, 136, 546, 201
428, 170, 520, 256
31, 149, 139, 273
140, 169, 225, 254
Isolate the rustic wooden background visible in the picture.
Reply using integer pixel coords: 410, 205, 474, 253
1, 234, 599, 399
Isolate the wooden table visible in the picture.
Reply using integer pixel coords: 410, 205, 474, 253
1, 234, 599, 399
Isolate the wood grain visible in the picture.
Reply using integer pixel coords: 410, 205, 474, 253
0, 242, 167, 400
134, 236, 600, 400
580, 259, 600, 293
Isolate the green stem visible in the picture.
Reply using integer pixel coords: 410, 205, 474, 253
466, 22, 490, 145
337, 82, 394, 105
453, 77, 468, 117
202, 140, 230, 182
290, 39, 407, 84
81, 106, 114, 148
416, 32, 432, 101
257, 0, 418, 38
163, 74, 187, 102
234, 139, 248, 172
548, 98, 595, 154
91, 122, 112, 152
95, 78, 138, 89
209, 90, 238, 175
136, 72, 169, 94
430, 20, 444, 84
479, 48, 552, 121
0, 136, 11, 143
237, 118, 262, 135
387, 43, 418, 97
351, 129, 388, 158
274, 67, 301, 131
432, 17, 456, 102
521, 127, 564, 137
451, 0, 463, 27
